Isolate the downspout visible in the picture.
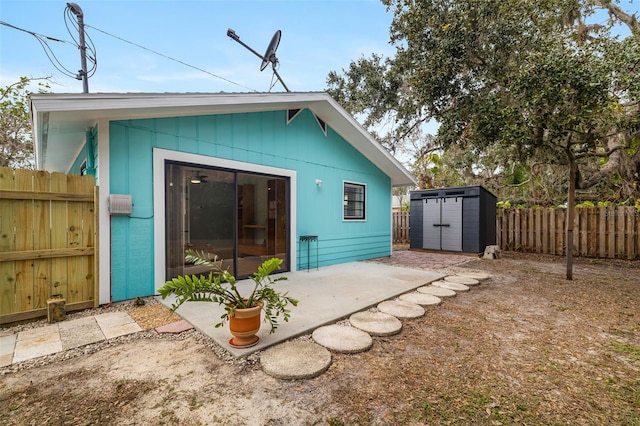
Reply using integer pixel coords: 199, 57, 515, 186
85, 128, 97, 176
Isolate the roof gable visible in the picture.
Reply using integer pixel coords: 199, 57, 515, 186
30, 92, 415, 186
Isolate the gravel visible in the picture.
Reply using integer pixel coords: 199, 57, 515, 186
0, 297, 264, 375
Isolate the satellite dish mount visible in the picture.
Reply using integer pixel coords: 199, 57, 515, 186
227, 28, 290, 92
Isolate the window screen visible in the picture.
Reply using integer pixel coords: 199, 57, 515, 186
343, 182, 366, 220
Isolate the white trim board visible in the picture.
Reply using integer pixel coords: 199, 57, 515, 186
152, 148, 298, 294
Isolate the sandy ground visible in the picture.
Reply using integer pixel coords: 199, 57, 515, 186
1, 251, 639, 425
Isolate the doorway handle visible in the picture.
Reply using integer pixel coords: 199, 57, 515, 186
432, 224, 450, 227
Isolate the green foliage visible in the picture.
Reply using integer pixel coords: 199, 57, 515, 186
327, 0, 640, 209
576, 200, 618, 208
158, 250, 298, 333
0, 76, 50, 169
496, 200, 512, 209
576, 201, 595, 208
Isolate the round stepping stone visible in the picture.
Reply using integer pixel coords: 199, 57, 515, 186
312, 325, 373, 353
260, 340, 331, 380
456, 271, 491, 281
378, 300, 425, 319
417, 285, 457, 298
398, 292, 442, 306
432, 280, 470, 292
444, 275, 480, 286
349, 311, 402, 336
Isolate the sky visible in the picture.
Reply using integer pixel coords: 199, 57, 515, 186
0, 0, 395, 94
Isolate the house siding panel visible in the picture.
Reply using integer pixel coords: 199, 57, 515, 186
108, 108, 391, 301
69, 126, 99, 183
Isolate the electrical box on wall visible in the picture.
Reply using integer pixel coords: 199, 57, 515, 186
108, 194, 133, 215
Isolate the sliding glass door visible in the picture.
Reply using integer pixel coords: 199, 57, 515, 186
165, 162, 289, 281
237, 173, 288, 276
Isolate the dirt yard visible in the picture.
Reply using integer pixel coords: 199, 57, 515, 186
1, 251, 639, 425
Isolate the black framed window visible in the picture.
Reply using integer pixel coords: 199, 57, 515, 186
343, 182, 366, 220
164, 161, 290, 281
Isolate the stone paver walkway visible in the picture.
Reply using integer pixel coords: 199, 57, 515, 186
261, 269, 492, 379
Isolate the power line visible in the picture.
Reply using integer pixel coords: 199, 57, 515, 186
1, 20, 80, 79
2, 19, 257, 92
0, 20, 71, 44
85, 24, 258, 92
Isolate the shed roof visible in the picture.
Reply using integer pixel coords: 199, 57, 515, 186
30, 91, 416, 186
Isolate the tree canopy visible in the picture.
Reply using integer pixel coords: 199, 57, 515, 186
0, 77, 50, 170
327, 0, 640, 207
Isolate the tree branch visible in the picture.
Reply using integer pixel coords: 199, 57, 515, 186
589, 0, 640, 36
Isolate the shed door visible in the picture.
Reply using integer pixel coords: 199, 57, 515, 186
421, 196, 463, 251
440, 197, 463, 251
422, 198, 441, 250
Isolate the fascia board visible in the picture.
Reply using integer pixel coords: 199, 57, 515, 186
30, 92, 416, 185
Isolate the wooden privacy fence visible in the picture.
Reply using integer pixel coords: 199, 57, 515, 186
496, 207, 639, 259
0, 168, 98, 324
393, 211, 410, 244
393, 207, 639, 259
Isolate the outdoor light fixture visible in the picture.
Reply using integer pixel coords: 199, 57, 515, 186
315, 179, 323, 187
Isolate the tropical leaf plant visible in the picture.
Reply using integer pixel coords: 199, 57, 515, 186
158, 250, 298, 333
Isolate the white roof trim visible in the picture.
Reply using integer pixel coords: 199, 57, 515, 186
30, 92, 416, 186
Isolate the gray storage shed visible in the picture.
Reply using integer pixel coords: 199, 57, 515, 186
409, 186, 497, 254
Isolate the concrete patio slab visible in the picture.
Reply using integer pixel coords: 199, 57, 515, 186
160, 261, 444, 357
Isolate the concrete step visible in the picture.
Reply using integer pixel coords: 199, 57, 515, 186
432, 280, 470, 292
312, 325, 373, 353
377, 300, 425, 319
349, 311, 403, 337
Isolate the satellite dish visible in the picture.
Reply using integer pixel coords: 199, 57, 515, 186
226, 28, 290, 92
260, 30, 281, 71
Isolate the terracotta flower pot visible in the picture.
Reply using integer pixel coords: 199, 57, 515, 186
228, 301, 263, 347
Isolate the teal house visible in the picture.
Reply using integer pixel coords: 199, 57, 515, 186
30, 92, 415, 305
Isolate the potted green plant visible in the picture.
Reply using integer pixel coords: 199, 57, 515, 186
158, 250, 298, 347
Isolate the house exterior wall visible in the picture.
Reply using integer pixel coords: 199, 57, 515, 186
108, 109, 391, 301
69, 126, 99, 183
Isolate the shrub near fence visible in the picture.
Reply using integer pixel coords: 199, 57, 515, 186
496, 207, 639, 260
0, 168, 98, 324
